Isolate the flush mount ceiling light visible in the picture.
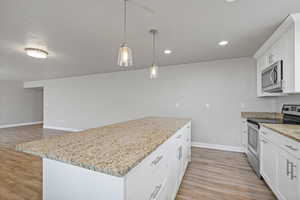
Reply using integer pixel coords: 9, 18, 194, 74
149, 29, 159, 79
225, 0, 237, 2
164, 49, 172, 54
118, 0, 133, 67
24, 48, 48, 59
218, 40, 229, 46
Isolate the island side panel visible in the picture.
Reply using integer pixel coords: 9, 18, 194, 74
43, 158, 125, 200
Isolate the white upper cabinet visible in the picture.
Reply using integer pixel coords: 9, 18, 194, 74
254, 13, 300, 96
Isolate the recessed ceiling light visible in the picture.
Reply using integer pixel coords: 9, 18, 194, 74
164, 49, 172, 54
218, 41, 229, 46
225, 0, 236, 2
24, 48, 48, 59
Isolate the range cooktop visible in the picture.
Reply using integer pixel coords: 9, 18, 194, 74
247, 118, 284, 125
246, 118, 300, 126
247, 104, 300, 127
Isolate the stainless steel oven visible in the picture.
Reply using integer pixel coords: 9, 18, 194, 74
246, 104, 300, 178
247, 122, 260, 177
262, 60, 283, 93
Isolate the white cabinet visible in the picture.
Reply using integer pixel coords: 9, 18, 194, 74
260, 136, 277, 190
241, 118, 248, 152
127, 123, 191, 200
277, 149, 300, 200
167, 122, 191, 200
260, 126, 300, 200
255, 13, 300, 96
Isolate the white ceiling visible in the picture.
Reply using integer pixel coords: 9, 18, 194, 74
1, 0, 300, 81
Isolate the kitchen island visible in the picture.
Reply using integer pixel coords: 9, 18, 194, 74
16, 117, 191, 200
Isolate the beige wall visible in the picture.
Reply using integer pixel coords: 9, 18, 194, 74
0, 80, 43, 126
29, 57, 278, 148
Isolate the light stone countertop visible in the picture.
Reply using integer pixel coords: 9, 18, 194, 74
241, 112, 282, 119
261, 123, 300, 142
16, 117, 190, 177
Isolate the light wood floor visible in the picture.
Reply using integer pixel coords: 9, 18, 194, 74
0, 125, 276, 200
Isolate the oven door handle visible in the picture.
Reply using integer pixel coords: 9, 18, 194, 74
247, 122, 259, 131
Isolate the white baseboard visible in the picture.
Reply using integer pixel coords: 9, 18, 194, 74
192, 142, 243, 153
43, 126, 83, 132
0, 121, 43, 129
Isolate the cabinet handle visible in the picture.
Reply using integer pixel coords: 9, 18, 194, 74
151, 155, 163, 166
261, 132, 268, 136
287, 159, 291, 176
291, 163, 297, 180
262, 140, 268, 144
178, 146, 182, 160
285, 145, 298, 151
149, 184, 162, 200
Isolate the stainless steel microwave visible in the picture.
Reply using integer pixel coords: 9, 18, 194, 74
262, 60, 283, 93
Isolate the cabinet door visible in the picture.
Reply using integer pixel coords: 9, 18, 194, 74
241, 119, 248, 152
268, 38, 285, 65
183, 124, 191, 163
260, 137, 277, 189
257, 55, 264, 97
277, 149, 300, 200
166, 142, 182, 199
282, 27, 295, 93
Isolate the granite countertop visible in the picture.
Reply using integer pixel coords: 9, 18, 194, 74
261, 123, 300, 142
16, 117, 190, 177
241, 112, 282, 119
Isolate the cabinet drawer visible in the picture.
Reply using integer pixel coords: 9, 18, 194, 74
148, 177, 168, 200
277, 135, 300, 159
261, 126, 300, 159
260, 127, 280, 143
126, 150, 169, 200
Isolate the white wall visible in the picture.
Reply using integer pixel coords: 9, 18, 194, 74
31, 57, 277, 148
275, 95, 300, 112
0, 81, 43, 126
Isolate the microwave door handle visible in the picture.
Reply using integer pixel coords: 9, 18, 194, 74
273, 68, 278, 83
270, 69, 274, 84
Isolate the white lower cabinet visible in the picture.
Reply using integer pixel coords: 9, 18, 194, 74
126, 122, 191, 200
260, 137, 277, 189
277, 149, 299, 200
241, 118, 248, 153
260, 127, 300, 200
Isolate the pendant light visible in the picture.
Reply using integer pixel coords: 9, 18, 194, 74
149, 29, 159, 79
118, 0, 133, 67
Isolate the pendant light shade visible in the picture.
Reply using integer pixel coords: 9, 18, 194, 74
149, 64, 159, 79
149, 29, 159, 79
118, 0, 133, 67
118, 43, 133, 67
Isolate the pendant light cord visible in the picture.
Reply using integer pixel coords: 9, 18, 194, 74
152, 30, 156, 65
123, 0, 127, 43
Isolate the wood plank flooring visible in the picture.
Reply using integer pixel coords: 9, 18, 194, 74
176, 148, 276, 200
0, 125, 276, 200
